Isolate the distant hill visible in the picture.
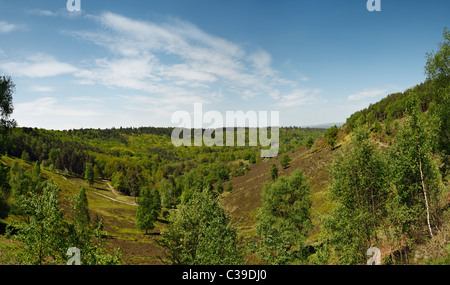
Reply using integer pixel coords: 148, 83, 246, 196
300, 122, 345, 129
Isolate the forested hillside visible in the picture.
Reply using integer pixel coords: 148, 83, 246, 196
0, 28, 448, 265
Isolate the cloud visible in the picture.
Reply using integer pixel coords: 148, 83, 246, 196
13, 97, 105, 129
275, 88, 323, 107
28, 9, 57, 17
15, 97, 101, 116
0, 54, 78, 78
68, 96, 104, 103
28, 85, 55, 93
347, 88, 388, 101
0, 21, 21, 33
69, 12, 294, 105
4, 11, 320, 129
121, 93, 210, 113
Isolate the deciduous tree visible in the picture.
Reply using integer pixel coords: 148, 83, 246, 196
324, 127, 389, 264
256, 169, 312, 264
158, 190, 243, 265
136, 187, 161, 234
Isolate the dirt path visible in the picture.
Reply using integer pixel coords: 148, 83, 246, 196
55, 170, 137, 206
102, 180, 138, 206
92, 191, 137, 206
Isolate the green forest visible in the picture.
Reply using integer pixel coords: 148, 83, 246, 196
0, 28, 448, 265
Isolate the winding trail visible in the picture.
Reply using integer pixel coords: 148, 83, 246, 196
56, 170, 137, 206
101, 180, 138, 206
92, 191, 137, 206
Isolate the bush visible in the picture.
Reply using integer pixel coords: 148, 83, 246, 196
280, 154, 291, 169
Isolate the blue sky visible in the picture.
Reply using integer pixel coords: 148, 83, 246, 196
0, 0, 449, 130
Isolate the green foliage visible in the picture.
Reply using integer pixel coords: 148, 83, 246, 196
10, 183, 67, 265
325, 125, 339, 149
84, 162, 94, 186
70, 220, 122, 265
0, 190, 9, 219
0, 123, 324, 215
111, 171, 126, 193
270, 164, 278, 181
9, 162, 46, 218
244, 152, 257, 164
226, 181, 233, 192
324, 127, 389, 264
5, 182, 120, 265
425, 27, 450, 82
216, 179, 224, 194
0, 161, 10, 194
160, 178, 176, 208
72, 187, 90, 229
158, 190, 243, 265
243, 152, 252, 160
256, 169, 312, 264
136, 187, 161, 234
0, 75, 17, 148
0, 162, 10, 218
20, 150, 30, 162
425, 27, 450, 163
280, 154, 291, 169
366, 112, 375, 126
374, 120, 382, 133
305, 136, 314, 149
386, 94, 441, 249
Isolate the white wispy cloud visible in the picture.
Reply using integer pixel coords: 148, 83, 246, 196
15, 97, 101, 116
68, 96, 104, 103
5, 11, 318, 129
69, 12, 295, 106
0, 54, 77, 78
0, 21, 21, 33
28, 85, 55, 93
347, 88, 388, 101
13, 97, 105, 129
28, 9, 57, 17
275, 88, 323, 107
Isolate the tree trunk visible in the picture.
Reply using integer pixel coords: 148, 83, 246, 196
418, 149, 433, 237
